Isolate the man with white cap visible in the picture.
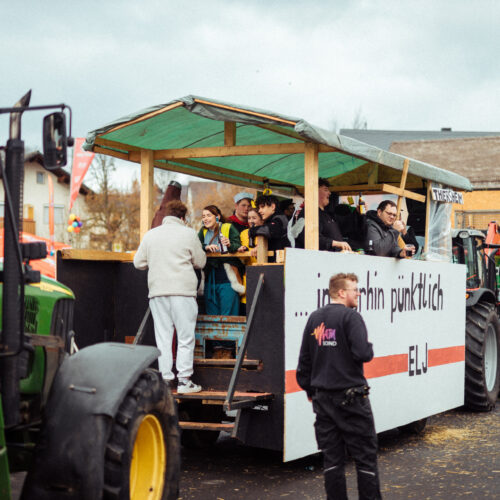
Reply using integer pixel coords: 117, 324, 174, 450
228, 192, 254, 233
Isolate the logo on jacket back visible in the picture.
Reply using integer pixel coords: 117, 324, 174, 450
311, 322, 337, 347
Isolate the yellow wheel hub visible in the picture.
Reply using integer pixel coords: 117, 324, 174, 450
130, 414, 166, 500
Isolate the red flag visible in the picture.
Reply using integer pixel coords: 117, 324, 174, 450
69, 138, 94, 210
48, 174, 55, 254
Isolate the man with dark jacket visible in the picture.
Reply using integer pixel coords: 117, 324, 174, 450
365, 200, 411, 258
297, 273, 381, 500
250, 194, 289, 251
293, 178, 351, 251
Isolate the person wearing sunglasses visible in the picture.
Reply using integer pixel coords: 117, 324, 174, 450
365, 200, 414, 258
296, 273, 381, 499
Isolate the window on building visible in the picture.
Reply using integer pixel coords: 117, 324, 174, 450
0, 203, 4, 218
43, 205, 65, 224
36, 171, 46, 184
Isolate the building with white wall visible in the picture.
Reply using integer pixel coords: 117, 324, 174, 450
0, 152, 90, 245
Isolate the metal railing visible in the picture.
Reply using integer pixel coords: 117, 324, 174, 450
224, 272, 265, 411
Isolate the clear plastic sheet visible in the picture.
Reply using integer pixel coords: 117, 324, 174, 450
423, 182, 452, 262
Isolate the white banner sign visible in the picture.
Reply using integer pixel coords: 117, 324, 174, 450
431, 187, 464, 204
283, 248, 465, 462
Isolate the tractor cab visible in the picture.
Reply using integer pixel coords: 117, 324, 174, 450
452, 228, 499, 303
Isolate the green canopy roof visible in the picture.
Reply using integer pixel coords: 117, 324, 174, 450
84, 95, 472, 193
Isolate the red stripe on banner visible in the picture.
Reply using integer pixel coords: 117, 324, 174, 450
285, 345, 465, 394
285, 369, 302, 394
363, 353, 408, 379
428, 345, 465, 367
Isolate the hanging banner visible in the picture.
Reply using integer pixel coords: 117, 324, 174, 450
431, 187, 464, 204
69, 137, 94, 210
48, 174, 55, 254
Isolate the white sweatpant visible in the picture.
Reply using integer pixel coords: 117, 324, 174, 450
149, 296, 198, 381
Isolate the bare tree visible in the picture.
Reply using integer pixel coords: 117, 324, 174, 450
84, 155, 140, 251
352, 107, 368, 130
84, 156, 170, 251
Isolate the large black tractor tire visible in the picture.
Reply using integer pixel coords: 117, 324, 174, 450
465, 302, 500, 411
103, 369, 181, 500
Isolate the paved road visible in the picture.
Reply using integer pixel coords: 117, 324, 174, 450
179, 405, 500, 499
10, 405, 500, 499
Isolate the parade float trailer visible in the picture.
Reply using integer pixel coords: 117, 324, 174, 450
57, 96, 498, 462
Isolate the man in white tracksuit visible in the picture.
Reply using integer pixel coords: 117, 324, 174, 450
134, 200, 206, 393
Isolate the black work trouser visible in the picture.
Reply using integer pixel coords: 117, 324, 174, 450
312, 389, 382, 500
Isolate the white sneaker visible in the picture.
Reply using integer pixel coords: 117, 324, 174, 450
177, 379, 202, 394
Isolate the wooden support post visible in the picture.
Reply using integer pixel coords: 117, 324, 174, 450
304, 143, 319, 250
140, 149, 154, 240
396, 158, 410, 217
256, 236, 268, 264
224, 122, 236, 146
424, 181, 432, 256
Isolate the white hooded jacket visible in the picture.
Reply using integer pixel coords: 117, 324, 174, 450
133, 216, 206, 298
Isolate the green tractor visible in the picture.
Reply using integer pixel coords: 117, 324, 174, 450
0, 91, 180, 499
452, 228, 500, 410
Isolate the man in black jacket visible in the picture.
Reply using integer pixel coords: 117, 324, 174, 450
293, 178, 351, 251
250, 194, 289, 251
297, 273, 381, 500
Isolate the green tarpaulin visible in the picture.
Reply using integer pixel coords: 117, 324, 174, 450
84, 95, 472, 192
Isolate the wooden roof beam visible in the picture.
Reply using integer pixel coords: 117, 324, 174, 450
171, 157, 299, 192
329, 182, 423, 194
381, 183, 426, 203
255, 123, 308, 142
95, 137, 142, 151
153, 160, 263, 191
193, 98, 297, 126
94, 146, 134, 162
154, 143, 336, 160
102, 101, 185, 135
154, 159, 300, 196
224, 122, 236, 146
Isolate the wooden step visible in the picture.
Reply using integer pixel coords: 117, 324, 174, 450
193, 358, 261, 369
174, 390, 274, 409
179, 422, 234, 432
174, 390, 272, 401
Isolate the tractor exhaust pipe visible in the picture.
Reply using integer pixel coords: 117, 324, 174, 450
1, 90, 30, 427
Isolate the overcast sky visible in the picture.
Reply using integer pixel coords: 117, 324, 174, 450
2, 0, 499, 188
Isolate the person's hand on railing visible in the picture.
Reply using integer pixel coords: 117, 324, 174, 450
332, 240, 352, 251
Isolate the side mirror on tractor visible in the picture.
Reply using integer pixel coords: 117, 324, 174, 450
43, 111, 69, 170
